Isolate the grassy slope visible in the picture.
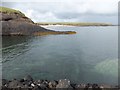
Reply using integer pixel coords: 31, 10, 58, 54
0, 6, 25, 16
38, 22, 113, 26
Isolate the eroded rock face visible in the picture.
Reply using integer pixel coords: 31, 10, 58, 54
1, 12, 52, 35
1, 12, 33, 23
1, 7, 76, 36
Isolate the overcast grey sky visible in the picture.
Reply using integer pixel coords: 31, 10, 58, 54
1, 0, 119, 24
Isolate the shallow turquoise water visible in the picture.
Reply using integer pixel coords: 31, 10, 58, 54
2, 26, 118, 85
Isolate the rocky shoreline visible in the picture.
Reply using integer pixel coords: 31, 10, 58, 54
1, 75, 119, 90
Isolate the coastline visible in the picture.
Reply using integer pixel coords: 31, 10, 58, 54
37, 22, 114, 27
1, 7, 76, 36
40, 25, 117, 28
1, 7, 118, 90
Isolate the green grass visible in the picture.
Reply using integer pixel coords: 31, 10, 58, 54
38, 22, 113, 26
0, 6, 25, 16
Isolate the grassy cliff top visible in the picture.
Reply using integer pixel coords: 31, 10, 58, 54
0, 6, 25, 16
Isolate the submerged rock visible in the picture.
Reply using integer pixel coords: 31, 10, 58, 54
24, 75, 33, 82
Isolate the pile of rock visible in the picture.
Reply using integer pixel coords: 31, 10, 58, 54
1, 75, 119, 90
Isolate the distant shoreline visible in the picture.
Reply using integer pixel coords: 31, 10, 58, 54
37, 22, 115, 27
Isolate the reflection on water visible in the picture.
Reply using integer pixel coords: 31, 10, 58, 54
2, 36, 32, 63
2, 26, 118, 85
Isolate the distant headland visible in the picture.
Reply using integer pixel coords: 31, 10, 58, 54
37, 22, 113, 26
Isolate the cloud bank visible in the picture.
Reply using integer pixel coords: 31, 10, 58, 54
2, 0, 119, 24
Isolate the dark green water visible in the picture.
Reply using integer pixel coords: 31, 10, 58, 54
2, 26, 118, 85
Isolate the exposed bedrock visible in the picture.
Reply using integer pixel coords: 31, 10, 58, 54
0, 7, 76, 36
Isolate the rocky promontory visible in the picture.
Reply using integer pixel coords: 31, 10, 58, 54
0, 7, 76, 36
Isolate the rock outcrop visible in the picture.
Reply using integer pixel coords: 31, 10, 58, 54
0, 7, 76, 36
1, 75, 119, 89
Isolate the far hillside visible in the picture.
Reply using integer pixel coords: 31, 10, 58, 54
37, 22, 113, 26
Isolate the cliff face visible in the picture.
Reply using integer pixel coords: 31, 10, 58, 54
0, 7, 52, 35
0, 7, 76, 36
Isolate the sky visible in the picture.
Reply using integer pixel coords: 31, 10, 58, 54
1, 0, 119, 24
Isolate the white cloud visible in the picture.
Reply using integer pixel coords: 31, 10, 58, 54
2, 0, 119, 24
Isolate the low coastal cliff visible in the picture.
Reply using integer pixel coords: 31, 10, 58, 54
0, 7, 76, 36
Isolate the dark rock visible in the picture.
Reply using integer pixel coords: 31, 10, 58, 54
1, 10, 50, 36
2, 79, 9, 85
19, 79, 24, 82
24, 75, 33, 82
1, 86, 8, 90
42, 80, 49, 86
8, 79, 23, 88
1, 76, 117, 89
38, 83, 48, 90
70, 83, 76, 89
34, 80, 43, 85
22, 80, 33, 87
33, 85, 41, 90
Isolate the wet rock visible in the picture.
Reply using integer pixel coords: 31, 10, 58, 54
49, 80, 58, 88
56, 79, 71, 88
34, 80, 43, 85
2, 79, 9, 85
24, 84, 30, 89
33, 85, 41, 90
38, 83, 48, 90
42, 80, 49, 85
99, 84, 112, 90
70, 83, 76, 89
19, 79, 24, 82
24, 75, 33, 82
84, 83, 92, 89
23, 80, 33, 87
75, 84, 86, 90
8, 79, 23, 88
1, 86, 8, 90
1, 76, 117, 90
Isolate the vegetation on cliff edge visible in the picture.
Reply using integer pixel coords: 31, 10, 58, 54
0, 6, 25, 16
